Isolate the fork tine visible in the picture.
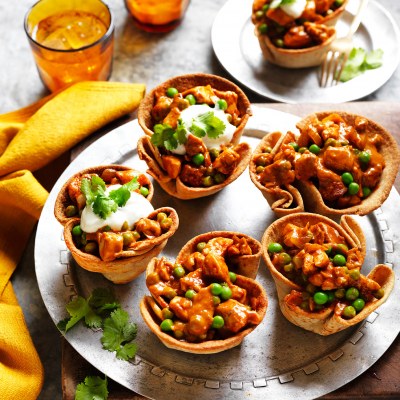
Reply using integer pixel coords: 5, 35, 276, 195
319, 50, 333, 87
333, 53, 349, 85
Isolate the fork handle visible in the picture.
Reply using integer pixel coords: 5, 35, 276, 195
347, 0, 369, 38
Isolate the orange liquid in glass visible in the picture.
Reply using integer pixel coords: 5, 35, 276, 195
29, 10, 113, 92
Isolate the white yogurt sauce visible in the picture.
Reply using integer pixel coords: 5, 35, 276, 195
80, 186, 154, 233
170, 103, 236, 155
280, 0, 307, 19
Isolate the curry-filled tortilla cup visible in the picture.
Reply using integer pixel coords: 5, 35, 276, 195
137, 73, 252, 200
175, 231, 262, 280
250, 111, 400, 217
140, 254, 267, 354
54, 165, 154, 226
262, 212, 394, 335
252, 0, 347, 68
64, 207, 179, 284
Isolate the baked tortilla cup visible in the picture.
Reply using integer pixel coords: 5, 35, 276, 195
262, 212, 394, 335
137, 73, 252, 200
54, 165, 154, 226
140, 256, 267, 354
64, 207, 179, 284
250, 111, 400, 217
175, 231, 262, 280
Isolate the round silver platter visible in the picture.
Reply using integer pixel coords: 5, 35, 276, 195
35, 106, 400, 400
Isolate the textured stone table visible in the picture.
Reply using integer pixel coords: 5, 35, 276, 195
1, 1, 400, 399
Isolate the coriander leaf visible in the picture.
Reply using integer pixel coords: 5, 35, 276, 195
92, 195, 118, 220
189, 111, 225, 139
65, 296, 90, 332
116, 343, 138, 361
85, 310, 103, 330
57, 318, 69, 332
88, 288, 118, 310
123, 177, 140, 192
109, 186, 130, 207
164, 132, 178, 151
365, 48, 383, 69
122, 321, 138, 342
346, 48, 366, 69
151, 123, 177, 150
176, 119, 188, 145
75, 375, 108, 400
81, 176, 106, 206
340, 65, 362, 82
97, 302, 121, 314
81, 178, 95, 205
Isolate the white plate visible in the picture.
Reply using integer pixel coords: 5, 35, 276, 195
211, 0, 400, 103
35, 107, 400, 400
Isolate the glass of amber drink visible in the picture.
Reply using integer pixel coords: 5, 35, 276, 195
125, 0, 190, 33
24, 0, 114, 92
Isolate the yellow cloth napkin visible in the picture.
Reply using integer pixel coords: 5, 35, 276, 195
0, 81, 145, 399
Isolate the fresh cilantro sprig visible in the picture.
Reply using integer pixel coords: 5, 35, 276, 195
57, 288, 138, 362
80, 176, 140, 220
75, 375, 108, 400
270, 0, 296, 9
151, 111, 225, 150
340, 48, 383, 82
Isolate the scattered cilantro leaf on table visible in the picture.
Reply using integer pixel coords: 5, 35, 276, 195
340, 48, 383, 82
75, 375, 108, 400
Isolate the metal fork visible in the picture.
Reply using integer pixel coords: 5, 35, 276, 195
319, 0, 369, 87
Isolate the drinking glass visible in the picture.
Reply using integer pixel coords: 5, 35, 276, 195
125, 0, 190, 33
24, 0, 114, 92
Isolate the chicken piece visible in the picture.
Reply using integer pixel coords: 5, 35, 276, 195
98, 232, 123, 261
316, 160, 347, 202
68, 174, 91, 210
216, 299, 260, 333
162, 155, 182, 179
186, 287, 214, 337
302, 252, 317, 276
170, 94, 190, 111
180, 268, 205, 293
283, 223, 313, 249
162, 107, 181, 129
185, 134, 207, 157
153, 257, 173, 282
304, 22, 334, 44
346, 248, 363, 270
313, 248, 330, 268
114, 169, 138, 185
202, 253, 230, 282
362, 167, 382, 189
354, 116, 368, 132
169, 296, 192, 322
213, 89, 241, 126
213, 147, 240, 175
230, 284, 247, 304
259, 159, 295, 188
182, 251, 205, 272
285, 290, 303, 307
295, 152, 317, 181
181, 85, 216, 105
323, 146, 355, 172
266, 7, 295, 27
135, 218, 161, 239
336, 195, 362, 208
300, 0, 323, 22
315, 0, 336, 14
309, 222, 344, 245
180, 164, 204, 187
152, 95, 173, 122
203, 237, 234, 257
284, 26, 313, 49
227, 236, 252, 257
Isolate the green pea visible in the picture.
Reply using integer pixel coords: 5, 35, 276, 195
362, 187, 371, 197
160, 217, 172, 231
258, 23, 268, 34
72, 225, 82, 236
342, 306, 356, 319
220, 286, 232, 301
263, 146, 272, 153
334, 0, 344, 6
80, 233, 87, 246
202, 176, 214, 187
166, 87, 178, 98
306, 283, 316, 294
326, 291, 335, 303
300, 301, 309, 310
185, 289, 196, 300
212, 295, 221, 306
279, 252, 291, 265
217, 99, 228, 110
275, 39, 284, 48
160, 319, 174, 331
102, 225, 111, 232
65, 205, 78, 217
162, 308, 174, 320
210, 283, 223, 296
288, 142, 299, 151
140, 186, 149, 197
229, 271, 237, 283
334, 288, 346, 299
214, 173, 225, 184
185, 94, 196, 105
309, 144, 321, 154
341, 172, 354, 186
336, 243, 348, 255
122, 232, 134, 247
192, 153, 205, 166
325, 245, 332, 255
121, 221, 129, 231
256, 154, 268, 166
348, 182, 360, 195
84, 242, 97, 255
211, 315, 225, 329
298, 147, 307, 154
352, 298, 365, 312
284, 262, 294, 273
132, 231, 141, 240
374, 288, 385, 299
255, 10, 264, 19
209, 148, 220, 159
157, 212, 168, 223
256, 165, 265, 174
333, 254, 346, 266
359, 151, 371, 164
173, 265, 185, 278
262, 4, 269, 11
324, 137, 337, 147
345, 287, 359, 301
313, 291, 328, 305
174, 330, 184, 339
349, 269, 360, 280
197, 242, 207, 252
268, 242, 283, 253
164, 288, 177, 300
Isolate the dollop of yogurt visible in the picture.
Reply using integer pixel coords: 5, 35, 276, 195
81, 186, 154, 233
170, 103, 237, 155
280, 0, 307, 19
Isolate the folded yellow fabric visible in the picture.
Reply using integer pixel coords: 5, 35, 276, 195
0, 81, 146, 399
